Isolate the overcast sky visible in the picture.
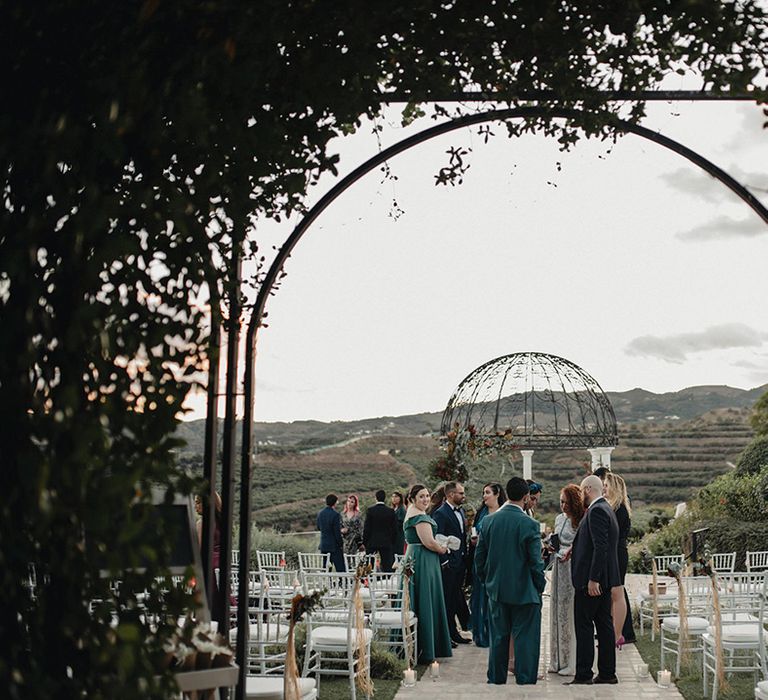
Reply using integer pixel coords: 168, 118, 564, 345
185, 99, 768, 423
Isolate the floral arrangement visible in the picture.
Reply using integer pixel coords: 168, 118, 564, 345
285, 590, 326, 700
161, 620, 233, 672
430, 423, 477, 481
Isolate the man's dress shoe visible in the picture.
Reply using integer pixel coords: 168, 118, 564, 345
452, 636, 470, 644
450, 640, 458, 648
564, 678, 593, 685
594, 676, 619, 684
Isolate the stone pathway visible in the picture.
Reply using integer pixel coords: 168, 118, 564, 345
395, 576, 683, 699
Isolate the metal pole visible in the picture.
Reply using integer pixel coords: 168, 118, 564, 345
217, 243, 242, 641
201, 306, 221, 614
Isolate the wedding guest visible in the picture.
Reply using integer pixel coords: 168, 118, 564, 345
363, 489, 398, 572
317, 494, 345, 573
340, 494, 364, 555
475, 477, 546, 685
568, 475, 620, 685
195, 491, 224, 623
525, 480, 543, 518
433, 481, 470, 646
391, 491, 407, 554
548, 484, 584, 676
470, 482, 506, 647
404, 484, 452, 663
427, 484, 445, 514
604, 472, 635, 646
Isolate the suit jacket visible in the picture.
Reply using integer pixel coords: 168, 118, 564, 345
570, 497, 621, 591
475, 504, 546, 604
363, 502, 398, 550
432, 501, 467, 570
317, 506, 343, 553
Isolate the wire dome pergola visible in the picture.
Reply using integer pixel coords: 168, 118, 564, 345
441, 352, 619, 450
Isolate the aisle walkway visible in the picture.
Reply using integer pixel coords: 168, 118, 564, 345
395, 579, 683, 699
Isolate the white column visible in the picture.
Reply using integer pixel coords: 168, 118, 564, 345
588, 446, 615, 472
597, 446, 615, 470
520, 450, 534, 480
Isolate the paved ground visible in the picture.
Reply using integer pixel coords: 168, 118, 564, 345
395, 575, 683, 699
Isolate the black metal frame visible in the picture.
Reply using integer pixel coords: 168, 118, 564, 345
440, 352, 619, 450
195, 104, 768, 699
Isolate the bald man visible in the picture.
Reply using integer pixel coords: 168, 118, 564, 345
567, 475, 621, 685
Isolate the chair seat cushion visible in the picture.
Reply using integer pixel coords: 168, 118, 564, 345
311, 626, 373, 646
662, 616, 709, 632
705, 623, 761, 643
245, 675, 316, 699
372, 610, 416, 626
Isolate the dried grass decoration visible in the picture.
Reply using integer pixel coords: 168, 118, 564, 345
667, 562, 690, 669
354, 560, 375, 696
399, 558, 416, 669
284, 589, 325, 700
707, 563, 728, 693
651, 557, 660, 634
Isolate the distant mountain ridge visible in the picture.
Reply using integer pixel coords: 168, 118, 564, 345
174, 383, 767, 454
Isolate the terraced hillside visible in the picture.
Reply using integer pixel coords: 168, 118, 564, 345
247, 409, 754, 532
611, 408, 754, 504
251, 437, 421, 531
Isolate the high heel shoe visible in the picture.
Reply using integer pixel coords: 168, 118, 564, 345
615, 635, 625, 650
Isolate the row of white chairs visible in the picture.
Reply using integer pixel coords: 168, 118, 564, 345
230, 568, 415, 700
638, 552, 768, 639
649, 571, 768, 700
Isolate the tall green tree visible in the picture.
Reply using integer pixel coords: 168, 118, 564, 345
2, 3, 766, 698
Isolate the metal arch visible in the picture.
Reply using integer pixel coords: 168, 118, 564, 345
233, 105, 768, 695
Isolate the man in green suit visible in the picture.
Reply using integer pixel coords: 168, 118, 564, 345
475, 476, 546, 685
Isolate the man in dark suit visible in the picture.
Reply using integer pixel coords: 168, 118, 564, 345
475, 476, 546, 685
568, 474, 621, 685
363, 489, 398, 572
316, 493, 345, 572
433, 481, 470, 645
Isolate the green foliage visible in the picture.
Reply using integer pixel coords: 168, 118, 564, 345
369, 644, 407, 680
750, 390, 768, 437
735, 435, 768, 476
695, 467, 768, 521
695, 518, 768, 571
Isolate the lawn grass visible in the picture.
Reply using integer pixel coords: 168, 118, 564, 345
313, 663, 428, 699
634, 632, 757, 699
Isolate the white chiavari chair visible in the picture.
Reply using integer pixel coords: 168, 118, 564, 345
301, 571, 372, 700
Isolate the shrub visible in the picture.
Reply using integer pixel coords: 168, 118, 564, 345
369, 644, 407, 680
628, 513, 693, 573
249, 527, 319, 569
694, 467, 768, 522
735, 435, 768, 476
695, 518, 768, 570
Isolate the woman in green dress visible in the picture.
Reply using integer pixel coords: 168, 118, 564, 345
404, 484, 453, 663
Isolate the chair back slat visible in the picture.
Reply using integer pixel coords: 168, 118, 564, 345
711, 552, 736, 574
298, 552, 330, 574
653, 554, 685, 573
256, 550, 286, 571
747, 550, 768, 573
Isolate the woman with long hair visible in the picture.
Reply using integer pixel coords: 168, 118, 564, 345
604, 472, 634, 647
403, 483, 452, 663
340, 494, 364, 554
470, 482, 506, 647
391, 491, 407, 554
548, 483, 585, 676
